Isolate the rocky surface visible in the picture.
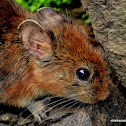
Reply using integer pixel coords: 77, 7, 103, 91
81, 0, 126, 88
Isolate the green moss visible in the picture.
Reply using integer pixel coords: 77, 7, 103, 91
16, 0, 74, 12
82, 13, 91, 24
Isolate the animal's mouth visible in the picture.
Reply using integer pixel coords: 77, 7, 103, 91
79, 90, 110, 104
34, 85, 110, 112
34, 92, 108, 109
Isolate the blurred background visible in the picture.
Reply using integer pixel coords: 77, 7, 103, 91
16, 0, 96, 43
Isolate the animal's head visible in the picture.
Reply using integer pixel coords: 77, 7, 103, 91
18, 8, 109, 104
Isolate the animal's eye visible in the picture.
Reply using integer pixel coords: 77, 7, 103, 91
76, 68, 90, 81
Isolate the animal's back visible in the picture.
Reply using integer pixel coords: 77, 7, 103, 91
0, 0, 33, 105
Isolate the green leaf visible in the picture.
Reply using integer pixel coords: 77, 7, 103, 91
30, 5, 37, 12
16, 0, 23, 4
56, 0, 62, 6
40, 0, 45, 2
27, 0, 32, 5
53, 7, 61, 11
22, 1, 29, 9
85, 17, 91, 24
67, 0, 72, 4
82, 13, 88, 19
62, 0, 68, 3
16, 0, 75, 12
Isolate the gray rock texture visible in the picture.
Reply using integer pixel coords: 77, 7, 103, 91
81, 0, 126, 88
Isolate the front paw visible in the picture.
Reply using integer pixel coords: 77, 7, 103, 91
28, 101, 48, 122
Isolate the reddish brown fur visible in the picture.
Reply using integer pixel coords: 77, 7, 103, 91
0, 0, 34, 106
0, 0, 109, 109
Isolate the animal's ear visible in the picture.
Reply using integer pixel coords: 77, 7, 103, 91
37, 7, 67, 25
18, 19, 53, 61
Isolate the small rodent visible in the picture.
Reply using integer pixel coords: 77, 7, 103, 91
0, 0, 110, 122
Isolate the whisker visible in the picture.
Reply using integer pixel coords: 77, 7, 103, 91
64, 100, 88, 126
75, 102, 88, 126
32, 99, 74, 125
90, 104, 93, 124
63, 101, 80, 126
38, 99, 78, 125
19, 95, 56, 116
20, 97, 68, 125
38, 99, 73, 117
78, 106, 84, 126
63, 100, 80, 113
47, 100, 78, 119
76, 101, 83, 111
91, 103, 98, 125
